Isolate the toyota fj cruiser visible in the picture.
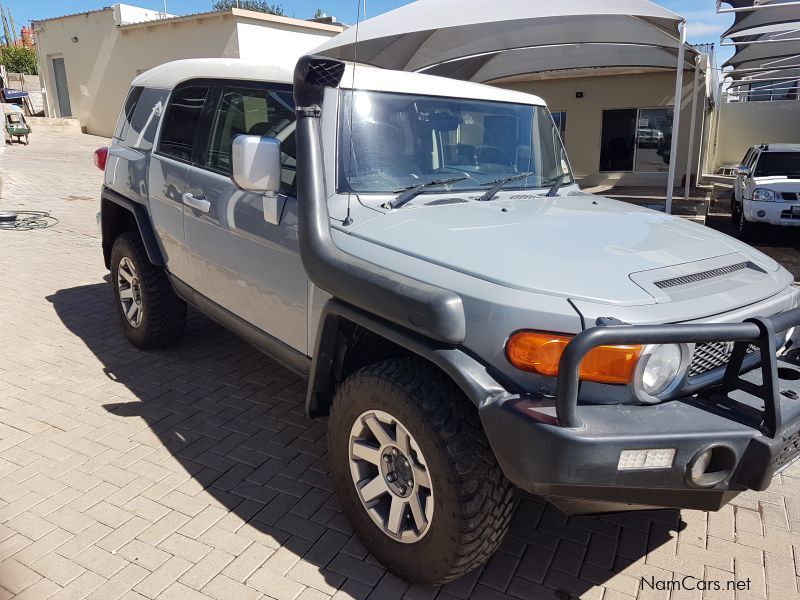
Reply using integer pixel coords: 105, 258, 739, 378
98, 56, 800, 584
731, 143, 800, 239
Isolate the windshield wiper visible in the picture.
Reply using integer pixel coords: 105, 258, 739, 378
543, 173, 567, 197
477, 171, 535, 202
385, 176, 468, 209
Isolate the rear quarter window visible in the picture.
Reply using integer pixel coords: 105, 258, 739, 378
113, 86, 143, 142
115, 87, 169, 151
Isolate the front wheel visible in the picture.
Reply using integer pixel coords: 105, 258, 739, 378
738, 207, 757, 241
730, 190, 739, 224
328, 357, 515, 584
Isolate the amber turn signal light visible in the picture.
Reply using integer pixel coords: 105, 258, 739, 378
506, 331, 642, 384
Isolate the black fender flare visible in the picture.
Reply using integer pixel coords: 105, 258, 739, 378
101, 186, 164, 268
306, 298, 510, 417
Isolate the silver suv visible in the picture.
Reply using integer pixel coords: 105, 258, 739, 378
98, 56, 800, 584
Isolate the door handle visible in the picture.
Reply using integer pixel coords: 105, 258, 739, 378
182, 192, 211, 213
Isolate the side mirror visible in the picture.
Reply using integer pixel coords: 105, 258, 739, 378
737, 165, 752, 177
231, 135, 282, 194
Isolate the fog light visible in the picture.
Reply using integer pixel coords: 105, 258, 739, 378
618, 448, 676, 470
687, 445, 736, 488
757, 210, 766, 218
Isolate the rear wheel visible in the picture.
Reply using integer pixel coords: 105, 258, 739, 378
110, 231, 186, 348
328, 357, 515, 584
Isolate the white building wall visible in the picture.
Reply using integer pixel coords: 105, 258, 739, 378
34, 6, 339, 137
235, 19, 338, 61
712, 101, 800, 169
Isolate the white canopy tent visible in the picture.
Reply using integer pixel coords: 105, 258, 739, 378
720, 0, 800, 92
315, 0, 698, 212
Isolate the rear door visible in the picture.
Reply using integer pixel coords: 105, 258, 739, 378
182, 81, 308, 353
150, 82, 211, 283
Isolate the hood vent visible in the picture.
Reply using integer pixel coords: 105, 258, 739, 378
654, 262, 753, 289
425, 197, 469, 206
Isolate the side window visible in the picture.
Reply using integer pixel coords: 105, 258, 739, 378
158, 84, 210, 162
741, 149, 753, 167
118, 88, 169, 151
202, 85, 297, 195
113, 86, 143, 141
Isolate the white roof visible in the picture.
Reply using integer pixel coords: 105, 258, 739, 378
759, 143, 800, 152
342, 64, 546, 105
129, 57, 546, 106
131, 58, 296, 88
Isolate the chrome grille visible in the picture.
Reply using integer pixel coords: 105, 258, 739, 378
688, 342, 759, 378
654, 262, 749, 290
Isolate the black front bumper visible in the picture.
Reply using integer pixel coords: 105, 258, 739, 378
480, 308, 800, 513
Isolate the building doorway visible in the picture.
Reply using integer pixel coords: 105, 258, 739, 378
599, 109, 636, 171
50, 57, 72, 117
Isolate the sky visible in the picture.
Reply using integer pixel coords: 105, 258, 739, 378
5, 0, 735, 65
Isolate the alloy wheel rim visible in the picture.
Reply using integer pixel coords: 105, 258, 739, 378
348, 409, 434, 543
117, 256, 144, 328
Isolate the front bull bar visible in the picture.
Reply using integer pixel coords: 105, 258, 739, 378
556, 307, 800, 435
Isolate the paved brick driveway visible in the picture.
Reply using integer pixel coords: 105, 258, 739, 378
1, 132, 800, 600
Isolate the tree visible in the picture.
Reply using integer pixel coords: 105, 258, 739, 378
0, 46, 37, 74
212, 0, 285, 15
313, 8, 325, 18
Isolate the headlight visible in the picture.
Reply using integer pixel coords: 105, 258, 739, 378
752, 188, 776, 202
634, 344, 688, 403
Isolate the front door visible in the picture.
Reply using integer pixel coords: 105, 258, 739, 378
183, 82, 308, 353
51, 57, 72, 117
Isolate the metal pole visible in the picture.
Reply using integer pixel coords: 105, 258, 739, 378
666, 21, 686, 214
684, 56, 701, 201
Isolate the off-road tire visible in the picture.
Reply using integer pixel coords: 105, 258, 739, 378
110, 231, 186, 348
328, 357, 515, 584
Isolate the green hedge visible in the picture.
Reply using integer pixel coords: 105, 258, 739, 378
0, 46, 37, 75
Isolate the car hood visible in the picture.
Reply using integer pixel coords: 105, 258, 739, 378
752, 176, 800, 193
348, 192, 782, 306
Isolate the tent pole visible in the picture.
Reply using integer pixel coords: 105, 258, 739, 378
683, 55, 701, 201
666, 21, 686, 215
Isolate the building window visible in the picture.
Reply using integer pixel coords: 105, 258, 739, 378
551, 111, 567, 137
599, 107, 673, 173
634, 108, 672, 173
747, 80, 798, 102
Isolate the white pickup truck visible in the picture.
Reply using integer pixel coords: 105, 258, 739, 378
732, 143, 800, 238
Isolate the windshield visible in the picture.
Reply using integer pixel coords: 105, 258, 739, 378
754, 152, 800, 177
337, 90, 572, 194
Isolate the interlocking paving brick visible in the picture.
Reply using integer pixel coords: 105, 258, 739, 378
180, 549, 235, 590
118, 538, 173, 572
203, 574, 261, 600
30, 552, 86, 586
0, 557, 42, 594
86, 563, 150, 600
2, 131, 800, 600
134, 555, 194, 598
221, 542, 272, 582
